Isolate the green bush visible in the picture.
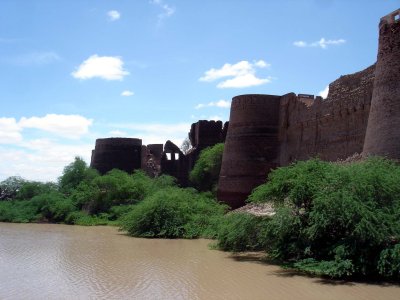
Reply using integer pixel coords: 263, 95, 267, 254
58, 156, 99, 194
217, 213, 269, 252
0, 200, 41, 223
247, 157, 400, 278
190, 143, 224, 192
16, 181, 57, 200
65, 211, 109, 226
31, 192, 77, 222
120, 187, 226, 238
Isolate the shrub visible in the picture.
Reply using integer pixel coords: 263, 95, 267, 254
65, 211, 109, 226
190, 143, 224, 192
217, 213, 269, 252
120, 187, 226, 238
0, 200, 40, 223
31, 192, 77, 222
16, 181, 57, 200
58, 157, 99, 194
247, 157, 400, 278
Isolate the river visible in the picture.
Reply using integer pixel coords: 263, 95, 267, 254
0, 223, 399, 300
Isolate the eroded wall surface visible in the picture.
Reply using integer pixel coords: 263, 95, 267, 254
279, 64, 375, 165
363, 11, 400, 159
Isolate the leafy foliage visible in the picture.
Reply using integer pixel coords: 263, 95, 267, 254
120, 187, 226, 238
217, 213, 269, 252
189, 143, 224, 192
246, 157, 400, 278
0, 176, 26, 201
58, 156, 99, 194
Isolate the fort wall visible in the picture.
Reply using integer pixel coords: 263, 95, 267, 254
90, 138, 142, 175
363, 9, 400, 159
279, 64, 375, 165
218, 94, 281, 208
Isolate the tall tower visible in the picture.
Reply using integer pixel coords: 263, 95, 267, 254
363, 9, 400, 159
217, 94, 281, 208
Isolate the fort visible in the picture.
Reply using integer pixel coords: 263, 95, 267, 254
90, 9, 400, 209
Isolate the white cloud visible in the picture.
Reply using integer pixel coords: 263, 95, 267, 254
72, 55, 129, 80
111, 122, 190, 146
0, 118, 23, 144
107, 10, 121, 21
195, 99, 231, 109
217, 74, 272, 88
319, 85, 329, 98
0, 140, 93, 182
199, 60, 271, 88
293, 41, 307, 47
208, 115, 222, 121
121, 90, 134, 97
19, 114, 93, 139
109, 130, 128, 136
293, 38, 346, 49
0, 114, 94, 182
150, 0, 175, 24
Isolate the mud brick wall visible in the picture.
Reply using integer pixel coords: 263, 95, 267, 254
90, 138, 142, 175
363, 10, 400, 159
161, 140, 188, 186
218, 94, 281, 209
279, 64, 375, 165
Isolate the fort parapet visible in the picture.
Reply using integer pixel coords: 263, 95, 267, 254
217, 9, 399, 208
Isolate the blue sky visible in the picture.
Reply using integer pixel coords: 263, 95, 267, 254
0, 0, 399, 182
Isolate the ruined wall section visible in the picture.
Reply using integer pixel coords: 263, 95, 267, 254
161, 140, 188, 186
363, 10, 400, 159
90, 138, 142, 175
279, 64, 375, 166
141, 144, 163, 177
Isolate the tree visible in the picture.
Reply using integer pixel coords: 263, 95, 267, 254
58, 157, 99, 194
189, 143, 224, 192
180, 137, 192, 155
0, 176, 26, 201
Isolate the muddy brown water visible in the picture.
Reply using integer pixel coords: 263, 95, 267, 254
0, 223, 399, 300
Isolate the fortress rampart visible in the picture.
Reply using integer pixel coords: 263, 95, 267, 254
217, 64, 375, 208
217, 9, 399, 208
90, 9, 399, 209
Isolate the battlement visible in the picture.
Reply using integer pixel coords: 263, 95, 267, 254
380, 9, 400, 25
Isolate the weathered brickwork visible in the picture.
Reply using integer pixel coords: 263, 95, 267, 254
217, 9, 399, 208
363, 9, 400, 159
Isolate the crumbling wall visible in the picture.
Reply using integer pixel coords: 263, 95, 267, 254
90, 138, 142, 175
189, 120, 224, 149
186, 120, 228, 172
141, 144, 163, 177
161, 140, 188, 186
279, 64, 375, 165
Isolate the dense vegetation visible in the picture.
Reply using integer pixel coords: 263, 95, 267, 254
217, 158, 400, 279
189, 143, 224, 193
1, 147, 399, 280
0, 155, 227, 237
